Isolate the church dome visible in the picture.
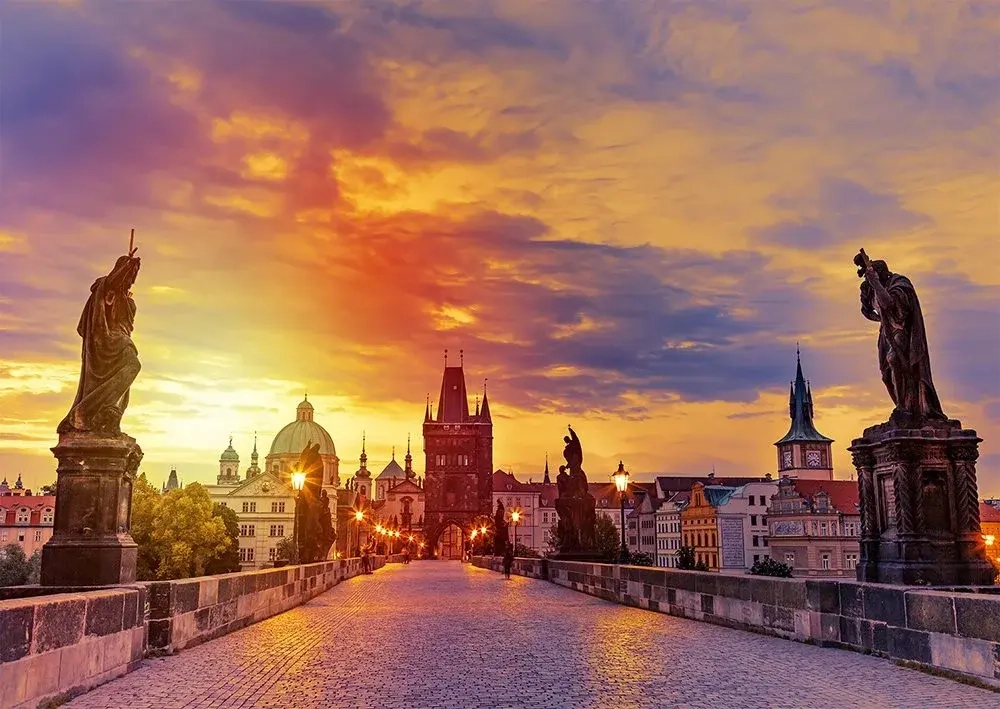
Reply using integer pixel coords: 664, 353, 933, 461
268, 396, 337, 458
220, 438, 240, 462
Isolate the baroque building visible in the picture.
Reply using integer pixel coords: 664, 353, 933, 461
767, 478, 860, 577
774, 348, 834, 480
422, 358, 493, 559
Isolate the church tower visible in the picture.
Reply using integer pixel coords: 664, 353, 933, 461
245, 433, 261, 479
218, 436, 241, 485
422, 351, 493, 558
774, 347, 834, 480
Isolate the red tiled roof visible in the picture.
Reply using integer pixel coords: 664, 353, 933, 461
788, 480, 859, 514
0, 495, 56, 526
980, 502, 1000, 524
492, 470, 543, 493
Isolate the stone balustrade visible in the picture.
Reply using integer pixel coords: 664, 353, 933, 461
0, 555, 398, 709
473, 556, 1000, 688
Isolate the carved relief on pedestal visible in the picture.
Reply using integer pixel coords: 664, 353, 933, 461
852, 448, 877, 539
949, 444, 981, 535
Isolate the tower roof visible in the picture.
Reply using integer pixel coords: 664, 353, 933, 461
775, 347, 833, 445
220, 436, 240, 462
479, 381, 492, 423
436, 365, 470, 422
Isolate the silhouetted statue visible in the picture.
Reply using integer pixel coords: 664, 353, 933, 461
295, 441, 329, 563
493, 499, 509, 556
855, 249, 946, 423
319, 489, 336, 560
554, 425, 597, 557
58, 250, 142, 434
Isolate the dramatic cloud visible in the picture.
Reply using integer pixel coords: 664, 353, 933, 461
1, 0, 997, 494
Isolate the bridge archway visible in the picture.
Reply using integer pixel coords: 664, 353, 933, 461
436, 523, 464, 560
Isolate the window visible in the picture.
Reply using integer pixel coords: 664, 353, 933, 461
271, 502, 286, 513
762, 537, 768, 547
18, 532, 25, 543
752, 535, 759, 547
753, 554, 760, 564
711, 553, 717, 568
845, 522, 857, 537
785, 553, 795, 565
845, 553, 858, 570
820, 522, 828, 535
41, 509, 54, 524
239, 547, 255, 562
240, 524, 255, 537
269, 525, 285, 537
0, 530, 5, 541
750, 515, 758, 526
269, 548, 277, 561
15, 508, 29, 524
34, 530, 42, 542
821, 553, 831, 570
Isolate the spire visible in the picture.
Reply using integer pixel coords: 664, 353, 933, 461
405, 434, 414, 477
436, 361, 470, 422
479, 378, 491, 423
475, 394, 480, 417
251, 432, 258, 461
543, 452, 551, 484
424, 393, 431, 422
460, 348, 464, 366
360, 432, 368, 465
392, 445, 396, 460
775, 346, 833, 445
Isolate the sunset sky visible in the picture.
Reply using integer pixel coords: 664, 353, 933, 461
1, 1, 998, 495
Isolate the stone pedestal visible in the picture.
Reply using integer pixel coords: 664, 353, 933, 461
849, 417, 994, 586
41, 432, 142, 586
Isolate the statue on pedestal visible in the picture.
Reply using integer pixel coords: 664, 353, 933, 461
493, 500, 509, 556
553, 425, 597, 558
849, 249, 994, 586
43, 232, 144, 586
296, 441, 335, 563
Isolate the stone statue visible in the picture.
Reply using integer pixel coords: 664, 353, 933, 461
58, 249, 142, 434
295, 441, 329, 563
553, 425, 596, 558
318, 489, 336, 560
493, 499, 509, 556
854, 249, 946, 423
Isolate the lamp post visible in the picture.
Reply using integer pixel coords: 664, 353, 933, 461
613, 461, 629, 564
353, 509, 364, 557
291, 471, 306, 564
511, 510, 521, 553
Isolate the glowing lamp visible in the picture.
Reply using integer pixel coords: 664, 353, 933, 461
354, 510, 364, 522
409, 535, 415, 542
511, 510, 521, 524
291, 471, 306, 492
470, 529, 478, 539
613, 461, 629, 493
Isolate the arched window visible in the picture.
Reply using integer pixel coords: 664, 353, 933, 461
360, 485, 367, 496
696, 533, 702, 547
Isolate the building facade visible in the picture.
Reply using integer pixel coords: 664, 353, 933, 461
0, 488, 55, 558
680, 483, 727, 571
767, 478, 860, 577
980, 502, 1000, 570
655, 493, 687, 568
422, 361, 493, 559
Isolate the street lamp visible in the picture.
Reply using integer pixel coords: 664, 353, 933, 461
613, 461, 629, 563
510, 510, 521, 553
291, 471, 306, 564
353, 509, 364, 557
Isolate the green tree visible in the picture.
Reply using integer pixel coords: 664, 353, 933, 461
749, 557, 793, 578
131, 473, 163, 580
677, 545, 696, 570
513, 542, 539, 558
275, 536, 297, 563
205, 503, 241, 574
27, 550, 41, 584
626, 551, 655, 567
40, 479, 58, 496
0, 544, 32, 587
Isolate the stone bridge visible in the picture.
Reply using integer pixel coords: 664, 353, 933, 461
4, 560, 997, 709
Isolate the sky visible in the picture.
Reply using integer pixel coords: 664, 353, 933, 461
1, 0, 998, 495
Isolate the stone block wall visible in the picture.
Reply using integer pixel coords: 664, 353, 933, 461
472, 556, 1000, 688
0, 586, 146, 709
147, 556, 386, 653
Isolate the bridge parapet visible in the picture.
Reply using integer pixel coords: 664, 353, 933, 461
472, 556, 1000, 689
0, 556, 401, 709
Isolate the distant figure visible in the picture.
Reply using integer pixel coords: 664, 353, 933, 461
361, 546, 372, 574
502, 541, 514, 579
403, 548, 410, 565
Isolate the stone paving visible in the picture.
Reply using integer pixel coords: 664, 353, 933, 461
65, 562, 997, 709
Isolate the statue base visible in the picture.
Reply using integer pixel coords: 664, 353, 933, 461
849, 417, 995, 587
41, 431, 142, 586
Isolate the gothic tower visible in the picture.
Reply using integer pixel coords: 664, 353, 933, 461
774, 347, 834, 480
422, 353, 493, 558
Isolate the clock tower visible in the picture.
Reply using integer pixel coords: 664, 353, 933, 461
774, 347, 834, 480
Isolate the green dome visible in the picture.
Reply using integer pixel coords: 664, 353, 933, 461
268, 397, 337, 458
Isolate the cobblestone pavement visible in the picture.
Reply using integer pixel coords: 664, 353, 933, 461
65, 562, 997, 709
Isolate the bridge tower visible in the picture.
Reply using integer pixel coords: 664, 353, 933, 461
422, 353, 493, 558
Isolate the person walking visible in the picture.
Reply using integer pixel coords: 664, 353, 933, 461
502, 541, 514, 580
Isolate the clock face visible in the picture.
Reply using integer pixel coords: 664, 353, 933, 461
781, 450, 792, 468
806, 451, 821, 467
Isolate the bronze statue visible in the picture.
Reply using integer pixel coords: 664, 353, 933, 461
553, 425, 596, 557
854, 249, 946, 423
58, 243, 142, 434
493, 499, 509, 556
295, 441, 330, 563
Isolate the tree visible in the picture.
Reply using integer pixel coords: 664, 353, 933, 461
27, 550, 41, 584
205, 503, 241, 575
626, 551, 655, 567
749, 557, 793, 578
677, 545, 697, 570
40, 479, 57, 496
0, 544, 32, 587
275, 536, 297, 563
513, 542, 538, 558
131, 478, 233, 580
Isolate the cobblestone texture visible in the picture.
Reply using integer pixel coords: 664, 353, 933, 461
65, 562, 998, 708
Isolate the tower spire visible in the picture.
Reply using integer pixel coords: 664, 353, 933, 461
424, 393, 431, 422
543, 452, 551, 484
460, 348, 464, 366
479, 378, 491, 423
405, 434, 414, 477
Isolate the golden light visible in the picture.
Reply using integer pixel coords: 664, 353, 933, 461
470, 529, 478, 539
984, 534, 995, 547
419, 542, 425, 548
354, 510, 364, 522
511, 510, 521, 524
408, 535, 415, 542
290, 471, 306, 491
613, 460, 629, 493
375, 525, 384, 534
480, 526, 487, 535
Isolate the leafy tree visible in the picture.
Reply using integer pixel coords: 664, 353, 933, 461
40, 479, 58, 496
27, 550, 41, 584
513, 542, 538, 558
131, 478, 232, 580
677, 545, 696, 570
749, 557, 793, 578
205, 503, 241, 574
275, 536, 297, 563
626, 551, 655, 567
0, 544, 32, 587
